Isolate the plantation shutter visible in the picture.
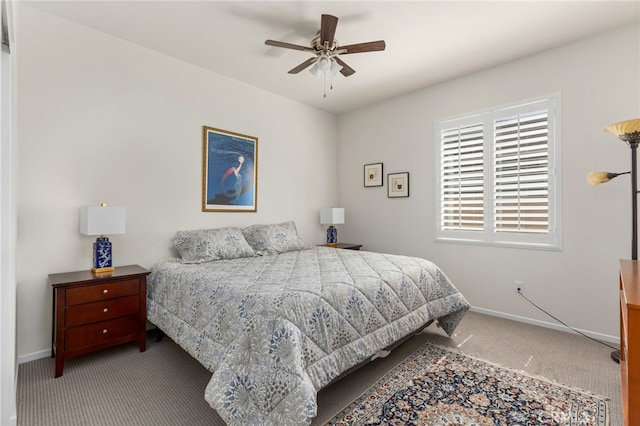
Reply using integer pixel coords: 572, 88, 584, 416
493, 109, 549, 234
435, 93, 559, 249
440, 123, 485, 231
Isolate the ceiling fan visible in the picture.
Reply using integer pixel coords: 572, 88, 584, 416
265, 14, 386, 77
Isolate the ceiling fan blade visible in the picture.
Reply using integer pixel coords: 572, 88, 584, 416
288, 57, 318, 74
339, 40, 386, 55
265, 39, 315, 52
334, 57, 356, 77
320, 14, 338, 47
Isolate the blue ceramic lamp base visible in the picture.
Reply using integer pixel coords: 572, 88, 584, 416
326, 225, 338, 247
92, 236, 115, 274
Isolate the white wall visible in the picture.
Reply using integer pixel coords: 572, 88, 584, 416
15, 5, 339, 360
0, 1, 17, 423
338, 23, 640, 341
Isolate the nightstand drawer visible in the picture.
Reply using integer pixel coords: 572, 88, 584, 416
65, 314, 138, 351
66, 279, 140, 305
66, 295, 139, 327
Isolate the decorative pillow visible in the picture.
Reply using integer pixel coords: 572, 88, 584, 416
242, 221, 308, 255
172, 227, 255, 263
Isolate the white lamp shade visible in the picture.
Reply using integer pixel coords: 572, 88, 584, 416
309, 63, 321, 77
80, 206, 126, 236
310, 55, 333, 78
320, 208, 345, 225
317, 56, 331, 72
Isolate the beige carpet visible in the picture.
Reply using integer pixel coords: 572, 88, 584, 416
17, 311, 621, 425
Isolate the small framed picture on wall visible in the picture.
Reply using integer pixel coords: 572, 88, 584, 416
364, 163, 383, 187
388, 172, 409, 198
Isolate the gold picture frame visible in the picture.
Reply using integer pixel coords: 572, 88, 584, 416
202, 126, 258, 212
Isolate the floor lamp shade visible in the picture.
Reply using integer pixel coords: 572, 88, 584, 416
80, 205, 126, 273
604, 118, 640, 144
320, 208, 345, 245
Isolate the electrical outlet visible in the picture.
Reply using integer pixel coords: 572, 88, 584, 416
515, 281, 524, 293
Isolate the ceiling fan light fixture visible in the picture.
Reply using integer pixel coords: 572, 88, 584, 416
267, 13, 386, 95
310, 55, 332, 78
309, 62, 321, 77
317, 55, 331, 72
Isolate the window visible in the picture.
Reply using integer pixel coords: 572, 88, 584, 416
435, 94, 561, 250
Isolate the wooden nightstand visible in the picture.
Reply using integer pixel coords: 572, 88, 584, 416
319, 243, 363, 250
49, 264, 150, 377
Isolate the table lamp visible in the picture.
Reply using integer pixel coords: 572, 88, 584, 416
80, 203, 126, 274
320, 207, 345, 246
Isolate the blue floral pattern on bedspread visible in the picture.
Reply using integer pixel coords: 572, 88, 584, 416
146, 247, 469, 425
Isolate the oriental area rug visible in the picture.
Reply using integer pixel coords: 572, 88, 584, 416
326, 342, 609, 426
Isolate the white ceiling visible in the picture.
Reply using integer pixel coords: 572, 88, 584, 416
25, 1, 640, 115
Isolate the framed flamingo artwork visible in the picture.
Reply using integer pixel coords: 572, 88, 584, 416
202, 126, 258, 212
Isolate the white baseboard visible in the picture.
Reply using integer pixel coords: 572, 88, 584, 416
18, 349, 51, 365
470, 305, 620, 345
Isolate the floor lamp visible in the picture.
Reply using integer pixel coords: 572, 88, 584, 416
588, 118, 640, 363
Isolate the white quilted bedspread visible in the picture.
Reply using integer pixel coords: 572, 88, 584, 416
147, 247, 469, 425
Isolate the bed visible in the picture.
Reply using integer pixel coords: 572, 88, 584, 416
146, 222, 469, 425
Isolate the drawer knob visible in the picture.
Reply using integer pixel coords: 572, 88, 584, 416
102, 289, 109, 294
102, 329, 108, 334
103, 308, 108, 313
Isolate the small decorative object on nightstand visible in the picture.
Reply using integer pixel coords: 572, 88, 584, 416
320, 207, 345, 246
80, 203, 126, 274
49, 264, 149, 377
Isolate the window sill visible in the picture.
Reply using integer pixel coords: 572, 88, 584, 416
435, 237, 562, 252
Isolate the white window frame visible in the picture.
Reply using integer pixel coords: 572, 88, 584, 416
434, 93, 562, 250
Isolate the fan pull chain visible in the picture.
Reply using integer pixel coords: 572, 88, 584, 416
321, 70, 335, 99
323, 72, 327, 98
